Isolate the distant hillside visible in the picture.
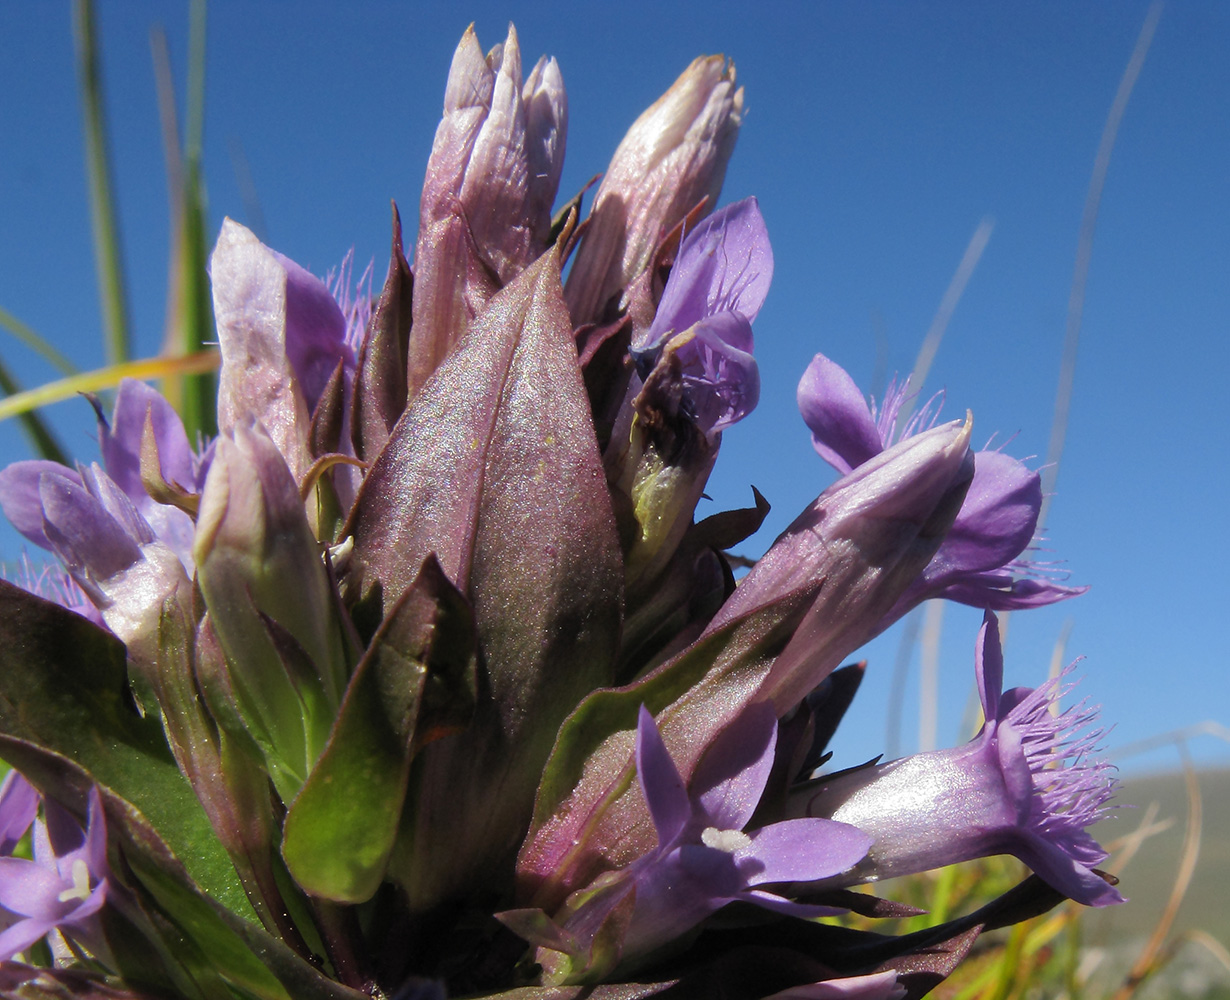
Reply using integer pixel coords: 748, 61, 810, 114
1086, 768, 1230, 946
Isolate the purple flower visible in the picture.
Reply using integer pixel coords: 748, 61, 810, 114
633, 197, 773, 435
0, 772, 39, 857
0, 453, 193, 654
797, 353, 1084, 614
503, 704, 870, 983
710, 416, 975, 714
0, 785, 109, 961
0, 378, 204, 580
800, 611, 1122, 907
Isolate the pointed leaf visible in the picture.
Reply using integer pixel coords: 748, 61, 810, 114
0, 581, 247, 917
348, 250, 623, 909
351, 203, 413, 462
282, 555, 477, 903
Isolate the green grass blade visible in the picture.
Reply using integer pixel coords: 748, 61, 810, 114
0, 306, 79, 377
73, 0, 132, 366
0, 356, 70, 464
151, 5, 216, 440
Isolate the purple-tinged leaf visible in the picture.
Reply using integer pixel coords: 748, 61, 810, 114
0, 582, 247, 918
351, 204, 413, 463
349, 250, 622, 911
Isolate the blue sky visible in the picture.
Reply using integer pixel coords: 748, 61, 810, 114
1, 2, 1227, 776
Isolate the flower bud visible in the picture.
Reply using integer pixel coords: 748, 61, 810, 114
718, 416, 975, 712
409, 25, 568, 396
210, 219, 351, 483
565, 56, 742, 326
193, 423, 349, 800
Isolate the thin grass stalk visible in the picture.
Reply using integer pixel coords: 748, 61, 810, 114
893, 217, 993, 439
1040, 1, 1162, 522
985, 921, 1028, 1000
0, 307, 79, 378
918, 598, 944, 752
0, 357, 69, 465
151, 9, 216, 440
884, 605, 922, 759
73, 0, 131, 366
0, 351, 220, 425
1111, 747, 1203, 1000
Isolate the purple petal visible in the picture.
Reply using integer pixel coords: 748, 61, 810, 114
39, 473, 141, 582
0, 858, 64, 920
635, 706, 691, 847
738, 817, 871, 886
760, 971, 904, 1000
974, 611, 1003, 722
269, 250, 352, 413
923, 571, 1088, 611
0, 462, 83, 550
101, 379, 197, 503
81, 465, 155, 548
692, 703, 777, 831
648, 198, 773, 348
930, 450, 1041, 574
0, 914, 58, 962
797, 353, 883, 475
211, 219, 318, 479
734, 888, 848, 920
676, 313, 761, 433
1011, 830, 1125, 907
0, 772, 38, 853
522, 54, 568, 236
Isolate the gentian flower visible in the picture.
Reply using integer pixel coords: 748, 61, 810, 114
502, 704, 870, 984
797, 353, 1084, 615
611, 197, 772, 592
566, 55, 743, 326
0, 379, 204, 576
0, 787, 108, 961
633, 195, 772, 436
799, 611, 1122, 907
0, 772, 39, 857
713, 416, 976, 714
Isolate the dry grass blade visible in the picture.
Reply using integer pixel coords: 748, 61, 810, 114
1111, 747, 1203, 1000
1105, 800, 1173, 875
1039, 1, 1163, 522
0, 351, 220, 424
894, 217, 994, 439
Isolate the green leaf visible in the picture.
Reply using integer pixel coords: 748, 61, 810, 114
282, 555, 477, 903
0, 352, 70, 464
0, 581, 249, 919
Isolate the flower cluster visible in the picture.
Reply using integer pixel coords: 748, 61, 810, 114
0, 25, 1117, 1000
